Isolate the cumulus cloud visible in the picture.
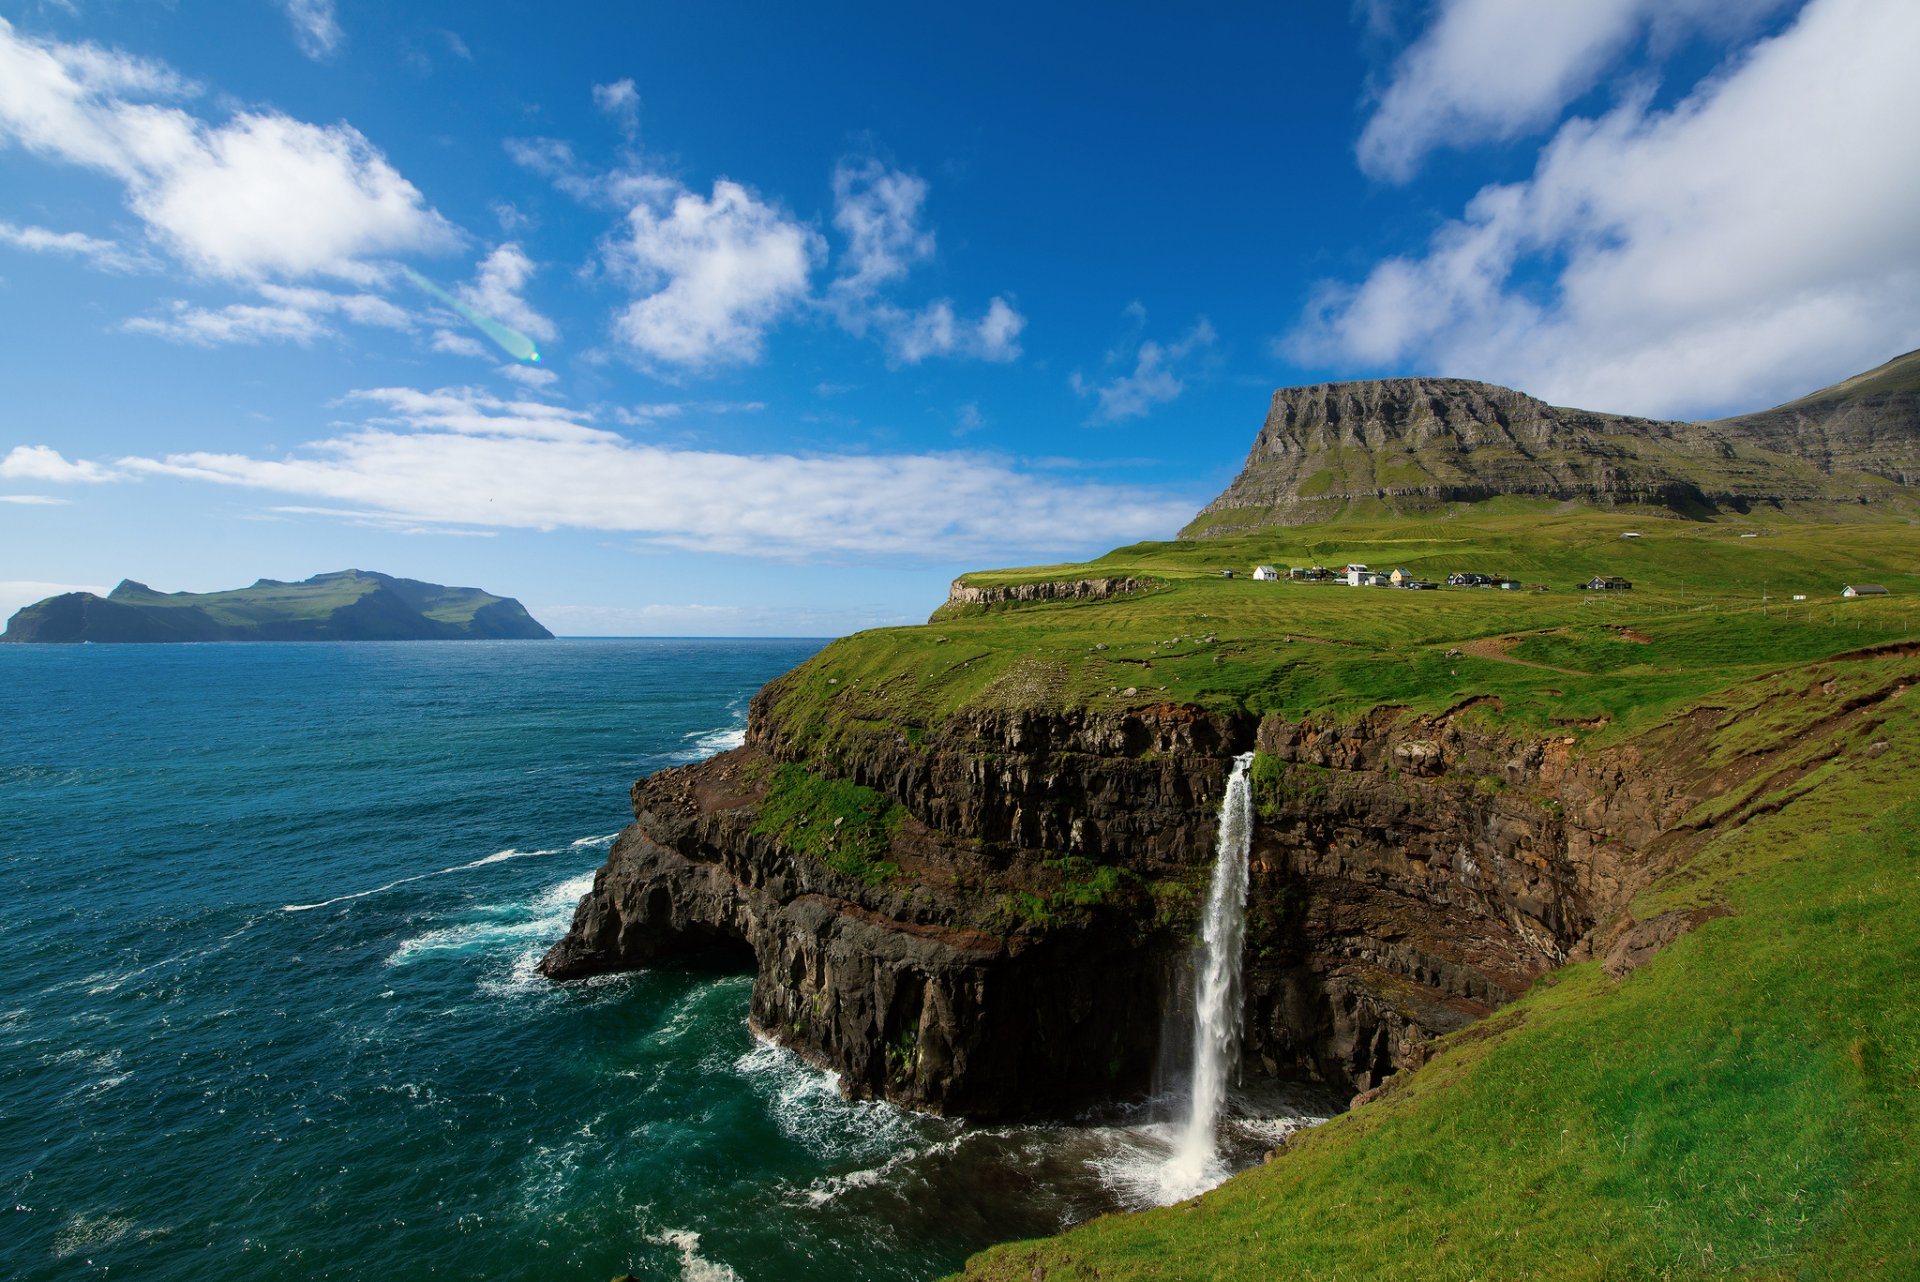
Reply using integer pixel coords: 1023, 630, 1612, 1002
875, 296, 1026, 365
499, 363, 558, 389
1, 444, 124, 482
125, 284, 413, 346
592, 78, 639, 136
1295, 0, 1920, 418
828, 158, 1026, 364
0, 220, 150, 272
459, 242, 558, 344
830, 158, 935, 304
1357, 0, 1792, 182
0, 18, 454, 281
1073, 315, 1216, 423
71, 386, 1199, 558
430, 329, 488, 358
277, 0, 343, 61
605, 178, 820, 371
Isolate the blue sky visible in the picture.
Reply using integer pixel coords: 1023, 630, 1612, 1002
3, 0, 1916, 634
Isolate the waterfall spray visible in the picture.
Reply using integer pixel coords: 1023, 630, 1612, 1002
1159, 750, 1256, 1199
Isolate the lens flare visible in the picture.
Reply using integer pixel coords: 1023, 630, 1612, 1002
403, 267, 541, 364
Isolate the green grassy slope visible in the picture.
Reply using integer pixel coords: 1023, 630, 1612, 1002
953, 651, 1920, 1281
767, 511, 1918, 753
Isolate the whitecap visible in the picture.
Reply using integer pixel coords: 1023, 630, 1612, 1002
283, 844, 565, 911
646, 1227, 741, 1282
664, 718, 748, 764
392, 871, 594, 980
732, 1033, 927, 1161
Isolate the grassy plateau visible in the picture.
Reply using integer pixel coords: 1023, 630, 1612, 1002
745, 505, 1920, 1281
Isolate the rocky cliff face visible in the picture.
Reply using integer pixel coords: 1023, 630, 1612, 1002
537, 652, 1873, 1117
940, 576, 1157, 612
1186, 352, 1920, 533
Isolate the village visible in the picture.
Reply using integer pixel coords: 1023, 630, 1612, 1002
1219, 563, 1894, 599
1227, 563, 1628, 593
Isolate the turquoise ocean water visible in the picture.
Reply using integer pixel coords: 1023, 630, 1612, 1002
1, 640, 1323, 1281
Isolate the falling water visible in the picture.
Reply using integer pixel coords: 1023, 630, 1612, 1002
1158, 750, 1257, 1201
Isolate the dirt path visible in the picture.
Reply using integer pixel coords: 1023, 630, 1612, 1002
1452, 635, 1587, 676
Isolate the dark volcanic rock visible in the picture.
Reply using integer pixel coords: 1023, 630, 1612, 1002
536, 657, 1875, 1117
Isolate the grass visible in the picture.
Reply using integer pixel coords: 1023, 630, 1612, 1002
741, 505, 1920, 1280
107, 570, 509, 628
763, 511, 1920, 762
750, 762, 905, 885
951, 676, 1920, 1280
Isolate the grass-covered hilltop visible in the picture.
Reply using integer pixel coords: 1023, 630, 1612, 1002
546, 352, 1919, 1280
0, 570, 552, 643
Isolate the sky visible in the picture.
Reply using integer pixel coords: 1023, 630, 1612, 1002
2, 0, 1916, 635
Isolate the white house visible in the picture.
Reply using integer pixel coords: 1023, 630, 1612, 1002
1843, 584, 1890, 597
1344, 563, 1370, 586
1253, 565, 1280, 581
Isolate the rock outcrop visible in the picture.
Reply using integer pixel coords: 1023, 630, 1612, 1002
939, 576, 1157, 613
1184, 350, 1920, 533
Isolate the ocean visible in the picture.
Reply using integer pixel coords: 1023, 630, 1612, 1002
1, 639, 1324, 1282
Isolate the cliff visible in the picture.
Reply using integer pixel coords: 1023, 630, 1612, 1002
540, 631, 1912, 1116
0, 570, 552, 642
1184, 349, 1920, 533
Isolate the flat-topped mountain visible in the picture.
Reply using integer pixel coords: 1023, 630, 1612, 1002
1184, 348, 1920, 533
0, 570, 553, 643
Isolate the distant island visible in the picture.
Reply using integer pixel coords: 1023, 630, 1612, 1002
0, 570, 553, 643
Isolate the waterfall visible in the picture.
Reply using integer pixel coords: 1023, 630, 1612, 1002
1159, 750, 1256, 1200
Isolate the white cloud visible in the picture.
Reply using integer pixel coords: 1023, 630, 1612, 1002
1, 444, 124, 482
0, 18, 454, 281
431, 329, 488, 358
830, 158, 934, 304
499, 363, 558, 389
874, 296, 1027, 365
459, 242, 558, 343
606, 178, 820, 371
87, 385, 1197, 558
125, 284, 413, 346
1296, 0, 1920, 418
0, 579, 108, 621
611, 400, 765, 426
827, 158, 1026, 364
0, 494, 71, 505
1356, 0, 1792, 182
592, 78, 639, 136
0, 220, 149, 271
277, 0, 343, 61
529, 600, 917, 638
1073, 316, 1216, 423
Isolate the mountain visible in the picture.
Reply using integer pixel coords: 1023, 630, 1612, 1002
0, 570, 553, 642
1184, 348, 1920, 534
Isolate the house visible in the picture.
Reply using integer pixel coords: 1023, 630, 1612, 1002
1843, 584, 1890, 597
1584, 575, 1632, 591
1389, 568, 1415, 586
1344, 563, 1370, 587
1448, 572, 1493, 587
1253, 565, 1281, 581
1495, 578, 1523, 590
1220, 569, 1235, 579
